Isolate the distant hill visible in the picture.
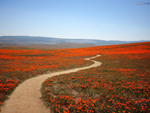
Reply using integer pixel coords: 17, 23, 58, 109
0, 36, 149, 48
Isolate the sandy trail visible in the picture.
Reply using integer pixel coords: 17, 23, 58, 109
1, 55, 102, 113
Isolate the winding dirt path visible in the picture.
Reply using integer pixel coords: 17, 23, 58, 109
1, 55, 102, 113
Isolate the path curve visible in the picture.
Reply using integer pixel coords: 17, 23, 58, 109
1, 55, 102, 113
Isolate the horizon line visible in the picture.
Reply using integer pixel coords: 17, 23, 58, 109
0, 35, 150, 42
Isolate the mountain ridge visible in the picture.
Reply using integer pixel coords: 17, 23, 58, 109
0, 36, 149, 46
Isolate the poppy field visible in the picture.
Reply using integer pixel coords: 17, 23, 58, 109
41, 42, 150, 113
0, 42, 149, 112
0, 47, 92, 105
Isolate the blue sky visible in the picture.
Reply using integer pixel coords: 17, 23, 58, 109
0, 0, 150, 41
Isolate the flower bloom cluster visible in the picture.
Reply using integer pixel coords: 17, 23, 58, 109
0, 76, 18, 104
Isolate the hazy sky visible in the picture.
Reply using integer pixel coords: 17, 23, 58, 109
0, 0, 150, 41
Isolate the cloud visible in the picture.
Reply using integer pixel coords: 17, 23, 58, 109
136, 2, 150, 6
